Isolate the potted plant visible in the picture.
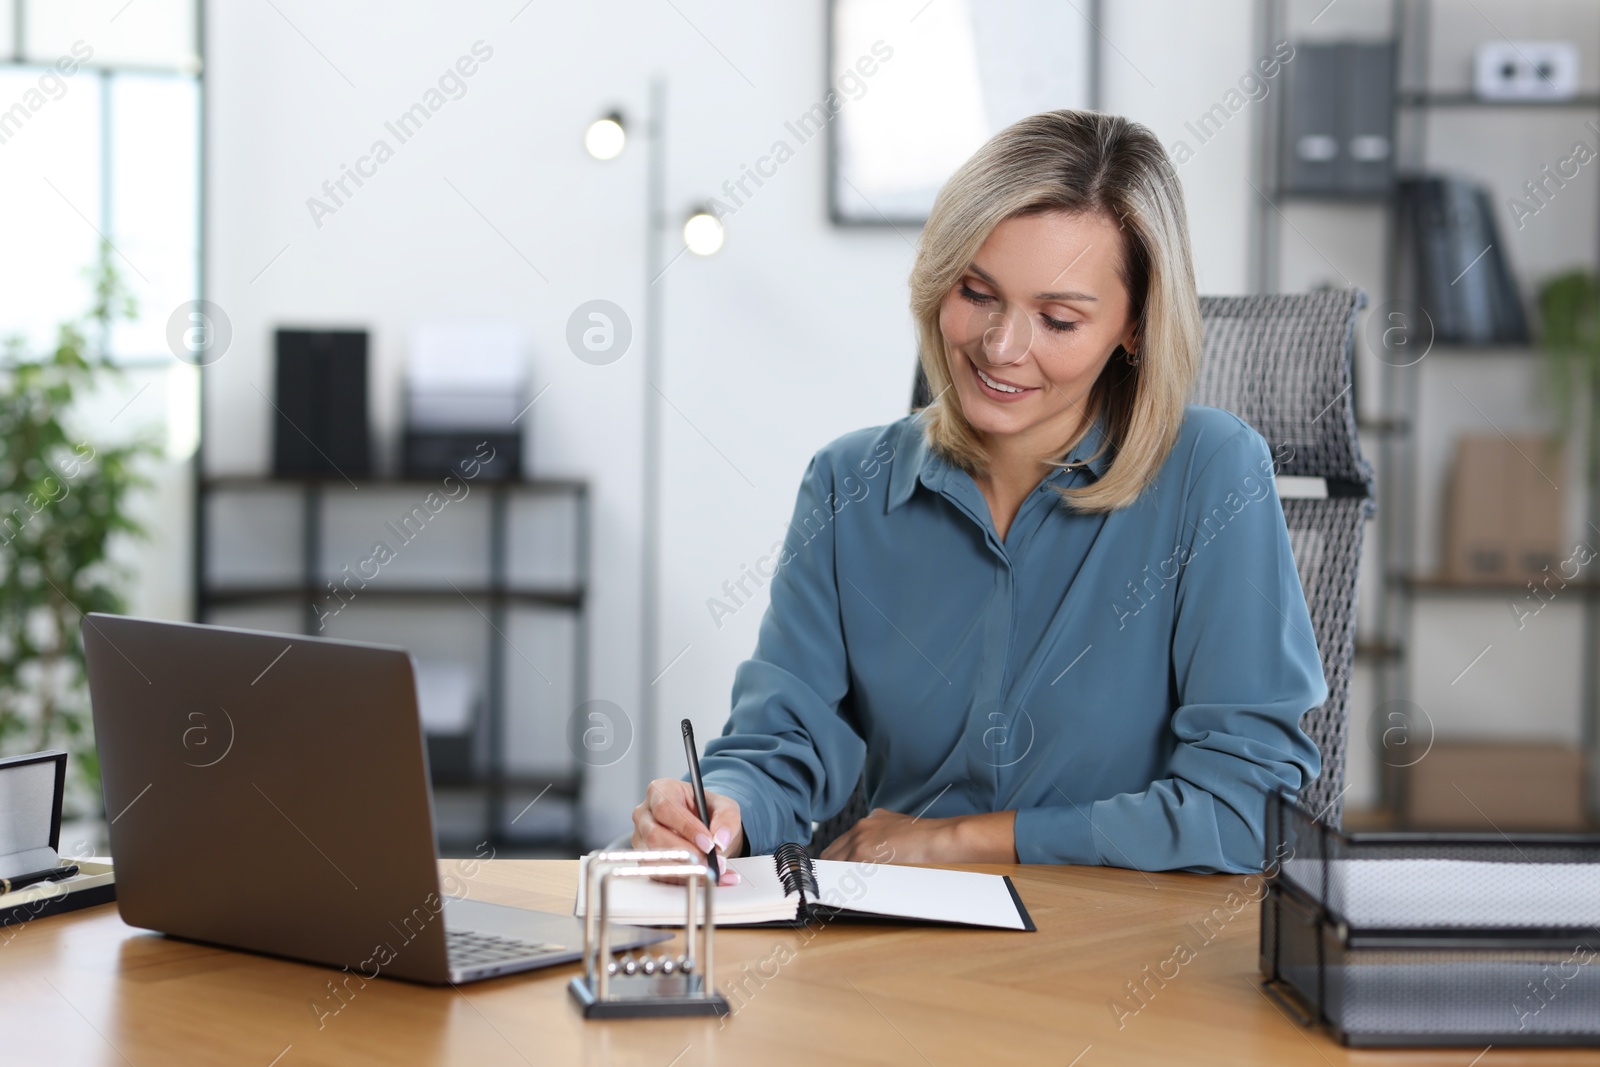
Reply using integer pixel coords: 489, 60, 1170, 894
0, 242, 160, 813
1538, 269, 1600, 502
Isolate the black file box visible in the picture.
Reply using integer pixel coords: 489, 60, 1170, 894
273, 328, 373, 478
1259, 792, 1600, 1047
1280, 43, 1395, 197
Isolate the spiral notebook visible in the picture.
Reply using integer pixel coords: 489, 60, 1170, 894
575, 843, 1035, 931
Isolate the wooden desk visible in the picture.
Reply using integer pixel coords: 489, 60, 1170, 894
3, 860, 1595, 1066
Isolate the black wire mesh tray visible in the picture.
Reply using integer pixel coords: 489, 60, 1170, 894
1259, 792, 1600, 1047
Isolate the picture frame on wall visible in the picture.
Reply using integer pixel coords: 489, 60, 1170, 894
827, 0, 1096, 227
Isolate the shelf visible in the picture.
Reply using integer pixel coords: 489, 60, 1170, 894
1391, 574, 1598, 596
204, 474, 588, 495
1272, 189, 1389, 204
201, 585, 585, 609
1396, 92, 1600, 109
1340, 806, 1398, 833
1354, 640, 1403, 662
431, 772, 581, 795
198, 463, 594, 850
434, 774, 585, 855
1334, 6, 1600, 823
1426, 342, 1538, 356
436, 831, 583, 857
1356, 416, 1410, 436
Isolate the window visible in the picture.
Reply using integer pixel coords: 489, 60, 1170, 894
1, 0, 200, 364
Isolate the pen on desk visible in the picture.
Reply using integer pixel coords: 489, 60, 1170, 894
680, 718, 724, 884
0, 863, 79, 895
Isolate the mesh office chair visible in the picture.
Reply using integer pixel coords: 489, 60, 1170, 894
811, 288, 1374, 854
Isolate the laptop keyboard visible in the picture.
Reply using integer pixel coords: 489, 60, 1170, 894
447, 929, 565, 968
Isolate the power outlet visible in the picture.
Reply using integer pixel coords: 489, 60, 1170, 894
1474, 40, 1580, 101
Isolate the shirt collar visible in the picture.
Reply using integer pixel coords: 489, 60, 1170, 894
886, 409, 1113, 513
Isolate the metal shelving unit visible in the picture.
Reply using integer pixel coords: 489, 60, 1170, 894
1373, 2, 1600, 822
195, 474, 591, 853
1257, 0, 1600, 822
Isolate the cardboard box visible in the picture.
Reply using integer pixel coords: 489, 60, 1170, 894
1403, 741, 1589, 830
1442, 434, 1564, 581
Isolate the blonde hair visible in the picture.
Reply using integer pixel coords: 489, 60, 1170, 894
909, 109, 1201, 512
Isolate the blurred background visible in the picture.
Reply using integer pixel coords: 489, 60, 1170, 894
4, 0, 1598, 857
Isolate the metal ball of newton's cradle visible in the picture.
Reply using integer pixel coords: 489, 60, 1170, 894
605, 954, 641, 977
605, 952, 694, 977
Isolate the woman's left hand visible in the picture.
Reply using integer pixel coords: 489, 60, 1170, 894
818, 807, 1017, 865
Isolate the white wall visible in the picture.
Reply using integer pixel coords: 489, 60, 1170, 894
203, 0, 899, 841
1102, 0, 1262, 295
204, 0, 1285, 843
654, 0, 1276, 822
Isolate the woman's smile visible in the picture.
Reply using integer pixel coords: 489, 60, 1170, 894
970, 358, 1040, 401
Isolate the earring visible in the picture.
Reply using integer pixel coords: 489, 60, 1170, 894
1123, 346, 1140, 367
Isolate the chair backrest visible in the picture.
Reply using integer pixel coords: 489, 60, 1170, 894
1193, 289, 1373, 827
812, 290, 1374, 851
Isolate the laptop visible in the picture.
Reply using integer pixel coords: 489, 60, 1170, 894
82, 613, 667, 984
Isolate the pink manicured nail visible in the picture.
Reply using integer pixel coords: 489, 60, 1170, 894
721, 869, 741, 886
694, 832, 714, 852
714, 828, 730, 850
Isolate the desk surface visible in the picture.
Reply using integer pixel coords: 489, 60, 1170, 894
4, 859, 1595, 1066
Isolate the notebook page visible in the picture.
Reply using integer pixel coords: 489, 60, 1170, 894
811, 860, 1028, 930
574, 854, 799, 925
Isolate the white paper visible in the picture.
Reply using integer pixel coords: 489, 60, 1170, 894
407, 321, 524, 390
574, 853, 1028, 930
1282, 857, 1600, 928
413, 660, 479, 735
574, 854, 796, 925
812, 859, 1028, 930
0, 761, 57, 860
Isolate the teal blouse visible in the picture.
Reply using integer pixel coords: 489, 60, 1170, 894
699, 405, 1326, 874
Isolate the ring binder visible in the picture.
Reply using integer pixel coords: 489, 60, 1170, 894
773, 842, 818, 903
576, 847, 1035, 930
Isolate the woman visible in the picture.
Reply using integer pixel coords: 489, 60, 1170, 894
632, 109, 1325, 877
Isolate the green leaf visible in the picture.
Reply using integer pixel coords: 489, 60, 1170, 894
0, 239, 150, 808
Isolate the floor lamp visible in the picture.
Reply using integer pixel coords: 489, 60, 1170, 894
585, 79, 725, 799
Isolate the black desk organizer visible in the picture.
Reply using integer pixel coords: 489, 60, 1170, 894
1260, 791, 1600, 1048
0, 751, 116, 929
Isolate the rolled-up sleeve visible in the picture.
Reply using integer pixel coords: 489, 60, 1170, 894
699, 453, 867, 854
1013, 425, 1326, 874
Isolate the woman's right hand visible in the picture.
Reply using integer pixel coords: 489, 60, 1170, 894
631, 778, 744, 885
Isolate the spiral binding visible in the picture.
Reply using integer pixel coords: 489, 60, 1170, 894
772, 841, 818, 903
